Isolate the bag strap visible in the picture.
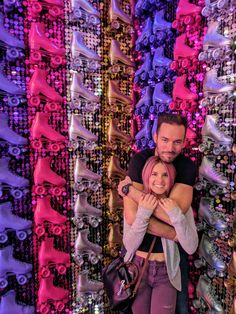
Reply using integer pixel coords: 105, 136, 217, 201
132, 236, 157, 296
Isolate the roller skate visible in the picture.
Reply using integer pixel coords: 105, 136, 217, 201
170, 74, 198, 111
149, 47, 173, 82
170, 34, 199, 73
135, 86, 153, 116
107, 119, 132, 149
29, 68, 63, 111
0, 290, 34, 314
149, 10, 173, 47
28, 22, 65, 68
0, 13, 24, 61
0, 201, 32, 243
70, 72, 100, 112
28, 0, 64, 19
198, 21, 233, 62
34, 196, 67, 237
200, 68, 235, 107
152, 83, 172, 114
195, 156, 229, 195
107, 222, 123, 257
134, 0, 152, 18
70, 31, 101, 71
74, 158, 101, 192
109, 39, 134, 75
73, 192, 102, 228
194, 234, 226, 277
107, 156, 126, 181
38, 238, 70, 278
135, 119, 153, 150
0, 245, 32, 288
37, 275, 69, 313
30, 112, 65, 152
33, 157, 66, 196
199, 114, 233, 155
193, 275, 224, 313
134, 52, 152, 85
109, 0, 132, 33
107, 189, 123, 221
69, 114, 97, 150
70, 0, 100, 25
108, 80, 132, 113
172, 0, 202, 32
0, 157, 29, 199
77, 271, 103, 306
135, 17, 153, 52
197, 197, 227, 234
0, 71, 26, 107
201, 0, 233, 18
0, 113, 28, 156
74, 229, 102, 265
3, 0, 24, 13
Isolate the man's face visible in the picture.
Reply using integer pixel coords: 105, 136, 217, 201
154, 123, 186, 163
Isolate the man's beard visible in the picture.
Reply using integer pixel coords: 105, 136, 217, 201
155, 148, 177, 163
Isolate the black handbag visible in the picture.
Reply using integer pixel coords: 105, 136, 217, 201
103, 237, 156, 311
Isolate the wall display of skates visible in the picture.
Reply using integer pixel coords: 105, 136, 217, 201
27, 0, 64, 20
33, 157, 66, 196
108, 0, 133, 33
0, 246, 32, 288
68, 113, 98, 150
0, 201, 32, 243
70, 0, 100, 25
69, 72, 100, 112
34, 196, 67, 237
0, 289, 34, 314
109, 39, 134, 75
28, 68, 63, 112
195, 156, 230, 196
73, 228, 102, 265
0, 157, 29, 199
0, 71, 26, 107
199, 114, 233, 155
38, 238, 70, 278
70, 31, 101, 72
74, 158, 101, 192
72, 192, 102, 229
37, 275, 69, 313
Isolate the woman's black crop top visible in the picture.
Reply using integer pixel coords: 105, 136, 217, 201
137, 233, 163, 253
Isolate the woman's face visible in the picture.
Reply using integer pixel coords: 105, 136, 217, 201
148, 162, 169, 196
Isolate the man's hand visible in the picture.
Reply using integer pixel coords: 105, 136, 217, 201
118, 176, 132, 197
138, 194, 159, 213
158, 198, 178, 213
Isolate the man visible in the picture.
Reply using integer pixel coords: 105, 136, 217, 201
119, 113, 197, 314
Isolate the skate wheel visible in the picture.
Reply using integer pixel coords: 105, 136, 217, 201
35, 225, 45, 237
29, 96, 40, 107
215, 94, 224, 105
198, 52, 207, 62
90, 254, 99, 265
181, 58, 190, 68
31, 2, 42, 14
159, 104, 165, 113
89, 15, 100, 25
209, 187, 217, 196
156, 31, 166, 44
6, 48, 19, 61
111, 20, 120, 30
156, 67, 166, 79
149, 34, 155, 44
40, 267, 51, 278
46, 102, 59, 111
16, 230, 27, 241
171, 20, 179, 29
213, 147, 221, 155
0, 278, 8, 288
49, 6, 61, 17
30, 51, 41, 63
32, 140, 43, 150
39, 303, 50, 314
198, 143, 207, 153
48, 143, 60, 152
76, 183, 85, 192
0, 233, 8, 243
51, 187, 63, 196
201, 6, 210, 17
169, 102, 176, 110
195, 182, 203, 191
217, 0, 227, 9
11, 189, 23, 199
55, 301, 65, 312
8, 96, 20, 107
8, 146, 21, 156
57, 264, 67, 275
126, 25, 133, 34
180, 102, 188, 110
89, 217, 99, 228
212, 48, 223, 60
16, 274, 27, 285
52, 225, 62, 235
170, 61, 178, 70
73, 8, 82, 18
184, 15, 194, 25
51, 56, 63, 68
140, 71, 147, 81
111, 64, 120, 73
34, 185, 46, 195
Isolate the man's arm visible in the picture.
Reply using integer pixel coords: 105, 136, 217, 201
123, 182, 176, 240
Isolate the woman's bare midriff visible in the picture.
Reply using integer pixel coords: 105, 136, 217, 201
136, 250, 165, 262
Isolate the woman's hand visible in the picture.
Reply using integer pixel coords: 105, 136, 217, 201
118, 176, 132, 197
138, 194, 159, 213
159, 198, 178, 213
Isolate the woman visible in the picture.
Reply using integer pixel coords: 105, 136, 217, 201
120, 156, 198, 314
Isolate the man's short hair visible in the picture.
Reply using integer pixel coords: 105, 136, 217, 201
156, 113, 188, 135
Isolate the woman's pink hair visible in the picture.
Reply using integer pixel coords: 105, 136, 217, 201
142, 156, 176, 195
